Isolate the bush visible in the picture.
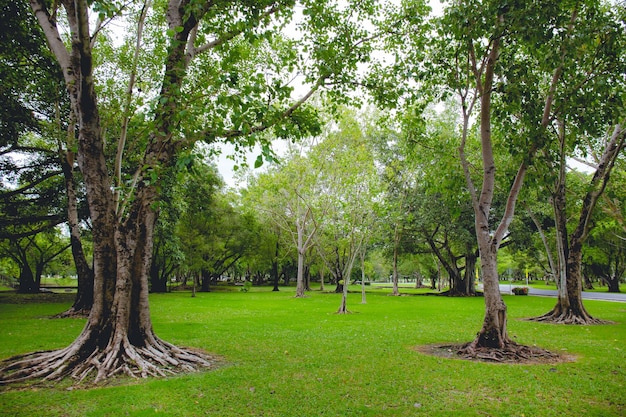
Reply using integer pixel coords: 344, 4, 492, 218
240, 280, 252, 292
512, 287, 528, 295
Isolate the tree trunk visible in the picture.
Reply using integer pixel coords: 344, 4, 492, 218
271, 238, 280, 291
360, 250, 367, 304
605, 277, 620, 293
391, 244, 400, 296
295, 247, 306, 297
465, 247, 510, 350
448, 270, 470, 296
57, 153, 94, 317
18, 264, 38, 294
304, 263, 311, 291
200, 270, 211, 292
295, 220, 307, 297
464, 253, 477, 295
149, 260, 168, 293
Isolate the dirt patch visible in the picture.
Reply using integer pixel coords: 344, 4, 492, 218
415, 343, 576, 365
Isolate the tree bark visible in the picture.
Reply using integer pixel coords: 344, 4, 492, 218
57, 151, 94, 317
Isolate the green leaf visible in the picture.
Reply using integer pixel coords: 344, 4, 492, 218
254, 155, 264, 169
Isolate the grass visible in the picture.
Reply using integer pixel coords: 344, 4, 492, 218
0, 286, 624, 416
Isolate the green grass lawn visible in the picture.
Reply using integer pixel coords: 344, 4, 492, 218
0, 286, 624, 416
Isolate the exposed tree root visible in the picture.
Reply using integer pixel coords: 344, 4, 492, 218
0, 335, 217, 387
457, 341, 560, 363
417, 342, 567, 365
527, 309, 611, 325
52, 308, 90, 319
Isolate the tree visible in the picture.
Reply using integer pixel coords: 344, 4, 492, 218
399, 104, 479, 296
246, 149, 325, 298
526, 2, 626, 324
178, 170, 258, 292
584, 213, 625, 293
0, 0, 381, 384
427, 0, 584, 356
308, 110, 381, 312
584, 158, 626, 292
373, 126, 415, 297
532, 124, 625, 323
0, 230, 71, 293
0, 0, 94, 315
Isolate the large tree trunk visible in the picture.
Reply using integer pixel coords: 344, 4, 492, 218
605, 278, 621, 293
465, 244, 511, 350
463, 253, 477, 296
149, 260, 168, 293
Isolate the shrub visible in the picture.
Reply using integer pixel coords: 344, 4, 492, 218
512, 287, 529, 295
240, 281, 252, 292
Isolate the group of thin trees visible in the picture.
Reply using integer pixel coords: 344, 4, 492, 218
0, 0, 624, 384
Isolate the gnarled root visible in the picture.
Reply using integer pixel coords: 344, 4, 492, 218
0, 335, 217, 386
456, 340, 560, 364
52, 308, 90, 319
528, 308, 610, 325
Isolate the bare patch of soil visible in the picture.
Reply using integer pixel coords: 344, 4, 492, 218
415, 343, 576, 365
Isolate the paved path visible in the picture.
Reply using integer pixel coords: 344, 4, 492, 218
498, 284, 626, 303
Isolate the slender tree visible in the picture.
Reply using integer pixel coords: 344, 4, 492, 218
525, 2, 626, 324
532, 124, 625, 323
430, 0, 582, 356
